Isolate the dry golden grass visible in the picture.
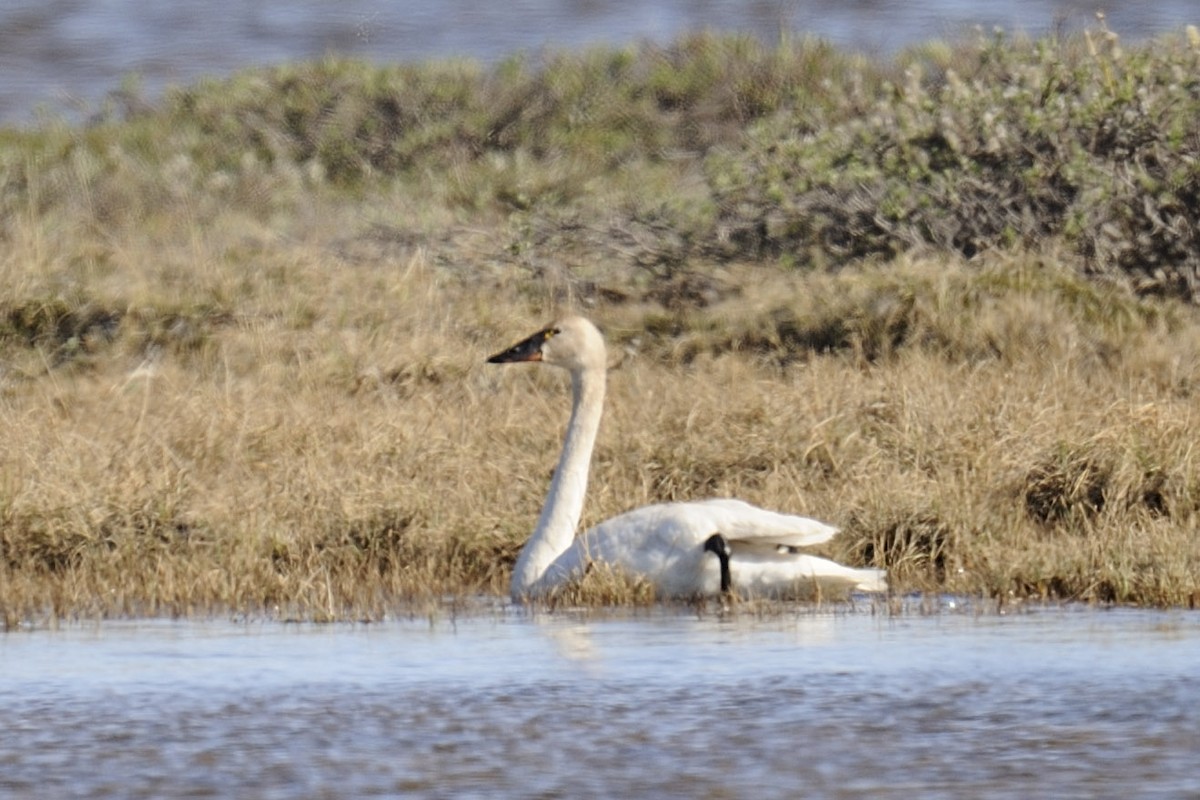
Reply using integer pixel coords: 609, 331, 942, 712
4, 185, 1200, 625
8, 63, 1200, 622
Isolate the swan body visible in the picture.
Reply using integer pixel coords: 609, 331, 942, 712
488, 315, 887, 600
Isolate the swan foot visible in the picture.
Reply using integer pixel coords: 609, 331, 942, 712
703, 533, 733, 595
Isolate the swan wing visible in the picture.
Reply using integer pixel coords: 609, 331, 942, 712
691, 498, 840, 549
558, 502, 717, 576
537, 499, 846, 596
693, 500, 886, 592
579, 498, 837, 555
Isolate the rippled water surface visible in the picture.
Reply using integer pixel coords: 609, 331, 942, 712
3, 605, 1200, 798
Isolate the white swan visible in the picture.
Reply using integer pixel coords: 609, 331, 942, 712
488, 315, 887, 600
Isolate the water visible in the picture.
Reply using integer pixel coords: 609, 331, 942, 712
3, 604, 1199, 798
2, 1, 1198, 126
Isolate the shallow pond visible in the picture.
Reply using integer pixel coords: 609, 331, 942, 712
3, 602, 1199, 798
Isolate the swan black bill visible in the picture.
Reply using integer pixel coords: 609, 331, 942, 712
703, 533, 733, 595
487, 327, 556, 364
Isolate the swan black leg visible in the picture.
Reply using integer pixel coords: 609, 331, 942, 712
703, 533, 732, 595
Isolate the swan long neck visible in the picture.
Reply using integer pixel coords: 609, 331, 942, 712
510, 364, 606, 596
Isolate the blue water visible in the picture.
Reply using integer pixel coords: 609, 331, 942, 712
3, 604, 1199, 798
2, 0, 1197, 125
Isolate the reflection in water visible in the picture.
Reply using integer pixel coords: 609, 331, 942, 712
2, 605, 1200, 798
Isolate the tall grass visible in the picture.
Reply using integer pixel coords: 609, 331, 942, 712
3, 26, 1200, 622
3, 242, 1199, 623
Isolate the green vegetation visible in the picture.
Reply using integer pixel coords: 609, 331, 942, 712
3, 22, 1200, 624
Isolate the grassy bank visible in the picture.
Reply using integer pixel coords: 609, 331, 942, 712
3, 24, 1200, 623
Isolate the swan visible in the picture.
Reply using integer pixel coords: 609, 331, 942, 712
488, 315, 887, 600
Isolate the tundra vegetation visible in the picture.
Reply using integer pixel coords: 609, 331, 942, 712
3, 21, 1200, 624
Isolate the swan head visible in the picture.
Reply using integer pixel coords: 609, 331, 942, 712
487, 315, 607, 373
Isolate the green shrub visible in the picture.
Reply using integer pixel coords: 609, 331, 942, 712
707, 26, 1200, 299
